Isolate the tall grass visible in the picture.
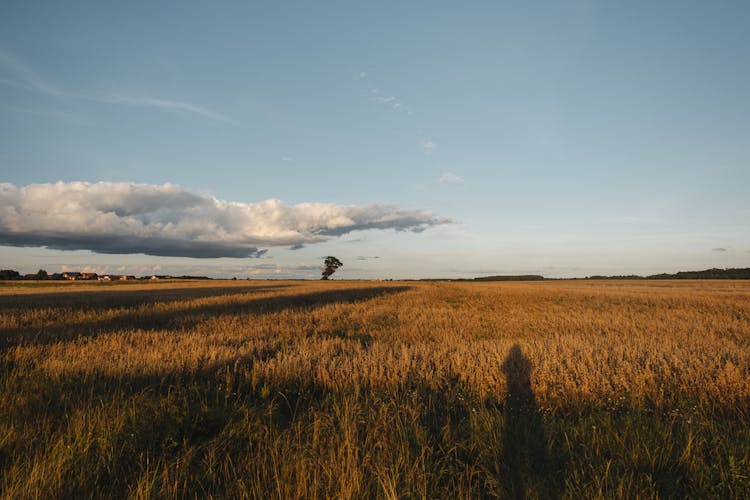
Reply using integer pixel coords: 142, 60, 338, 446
1, 280, 749, 497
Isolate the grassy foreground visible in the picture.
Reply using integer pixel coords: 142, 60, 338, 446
1, 279, 749, 498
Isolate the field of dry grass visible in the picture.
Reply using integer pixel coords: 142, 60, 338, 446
1, 279, 749, 498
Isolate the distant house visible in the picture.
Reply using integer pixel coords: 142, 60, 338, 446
80, 272, 99, 280
62, 272, 82, 280
99, 274, 128, 281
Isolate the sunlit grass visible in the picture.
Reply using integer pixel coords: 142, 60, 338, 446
1, 279, 749, 497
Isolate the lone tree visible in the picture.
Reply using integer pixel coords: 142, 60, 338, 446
321, 256, 343, 280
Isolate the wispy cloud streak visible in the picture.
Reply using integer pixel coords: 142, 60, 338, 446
101, 95, 227, 121
0, 48, 225, 121
360, 71, 414, 115
0, 49, 62, 96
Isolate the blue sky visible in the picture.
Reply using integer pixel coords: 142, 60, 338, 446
1, 1, 749, 279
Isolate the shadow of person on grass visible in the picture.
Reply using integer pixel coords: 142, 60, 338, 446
502, 344, 563, 499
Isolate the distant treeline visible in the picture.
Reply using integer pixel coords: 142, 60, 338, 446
585, 268, 750, 280
418, 275, 545, 282
459, 268, 750, 282
473, 275, 545, 282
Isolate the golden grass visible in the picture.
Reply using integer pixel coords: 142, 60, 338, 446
6, 280, 749, 409
1, 279, 749, 497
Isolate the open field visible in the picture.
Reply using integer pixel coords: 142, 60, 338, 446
1, 279, 749, 498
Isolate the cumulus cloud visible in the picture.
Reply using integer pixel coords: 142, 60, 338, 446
712, 247, 727, 252
439, 172, 465, 184
421, 140, 436, 151
0, 182, 450, 258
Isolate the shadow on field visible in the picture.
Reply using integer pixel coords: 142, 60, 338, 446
502, 344, 565, 499
0, 284, 291, 312
1, 286, 411, 348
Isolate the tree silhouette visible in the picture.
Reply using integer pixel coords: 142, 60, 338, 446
321, 256, 343, 280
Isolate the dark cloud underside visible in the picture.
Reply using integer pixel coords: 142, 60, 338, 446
0, 182, 451, 258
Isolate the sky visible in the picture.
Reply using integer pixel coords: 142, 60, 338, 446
1, 1, 749, 279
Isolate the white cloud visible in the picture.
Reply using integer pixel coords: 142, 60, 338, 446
421, 140, 436, 151
439, 172, 464, 185
102, 95, 226, 121
0, 182, 451, 258
361, 73, 415, 116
